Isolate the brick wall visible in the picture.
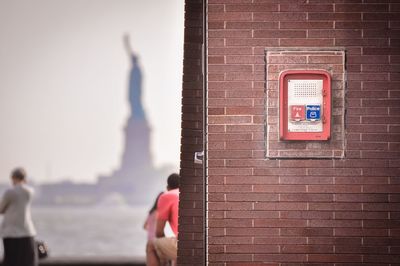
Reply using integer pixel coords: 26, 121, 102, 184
204, 0, 400, 265
178, 0, 205, 265
265, 49, 346, 158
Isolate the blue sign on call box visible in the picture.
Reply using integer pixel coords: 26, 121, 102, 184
306, 105, 321, 121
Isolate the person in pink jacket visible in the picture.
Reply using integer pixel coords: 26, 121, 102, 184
143, 192, 163, 241
146, 173, 179, 266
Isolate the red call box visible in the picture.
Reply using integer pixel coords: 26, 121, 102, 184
279, 70, 331, 141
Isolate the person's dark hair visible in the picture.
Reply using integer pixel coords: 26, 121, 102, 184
167, 173, 180, 190
149, 192, 163, 214
11, 167, 26, 181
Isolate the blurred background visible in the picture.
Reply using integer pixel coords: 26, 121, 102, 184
0, 0, 184, 259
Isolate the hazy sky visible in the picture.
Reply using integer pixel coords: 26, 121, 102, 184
0, 0, 184, 183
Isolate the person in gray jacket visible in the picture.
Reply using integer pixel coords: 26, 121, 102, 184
0, 167, 37, 266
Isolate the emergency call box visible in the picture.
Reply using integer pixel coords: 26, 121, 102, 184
279, 70, 331, 141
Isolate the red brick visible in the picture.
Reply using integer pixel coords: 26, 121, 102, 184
335, 228, 389, 237
208, 168, 252, 176
347, 142, 388, 151
308, 185, 362, 193
209, 22, 225, 29
364, 254, 400, 263
208, 202, 253, 211
363, 203, 400, 211
309, 203, 362, 211
279, 160, 334, 168
225, 55, 263, 64
254, 202, 308, 211
280, 21, 333, 29
309, 237, 361, 246
209, 185, 253, 193
208, 133, 252, 141
364, 47, 400, 55
253, 12, 307, 22
226, 175, 279, 185
208, 236, 252, 245
361, 150, 400, 159
208, 12, 252, 21
335, 21, 388, 29
226, 90, 264, 98
280, 176, 334, 184
208, 150, 251, 159
280, 4, 333, 12
225, 140, 264, 150
208, 0, 252, 3
208, 254, 253, 262
209, 30, 252, 38
336, 193, 388, 202
208, 245, 225, 254
254, 219, 308, 228
254, 30, 306, 38
281, 244, 334, 254
226, 159, 278, 167
267, 55, 307, 64
209, 81, 253, 90
279, 38, 334, 46
307, 168, 362, 177
208, 64, 253, 73
226, 210, 279, 218
208, 115, 252, 124
226, 227, 279, 236
309, 29, 362, 38
346, 124, 388, 133
280, 193, 333, 202
209, 47, 253, 56
208, 56, 225, 64
335, 4, 389, 12
225, 262, 279, 266
364, 13, 400, 21
347, 55, 389, 64
226, 38, 279, 47
254, 237, 307, 245
226, 21, 278, 29
348, 73, 389, 81
253, 254, 307, 263
253, 184, 307, 193
208, 98, 253, 107
308, 12, 361, 21
280, 227, 333, 236
363, 184, 400, 193
226, 124, 264, 132
225, 4, 278, 12
225, 72, 263, 81
390, 21, 400, 29
362, 115, 400, 123
308, 254, 362, 263
308, 55, 343, 64
253, 168, 307, 176
226, 244, 280, 254
364, 29, 400, 38
337, 38, 389, 46
208, 38, 225, 47
208, 125, 226, 133
226, 107, 264, 115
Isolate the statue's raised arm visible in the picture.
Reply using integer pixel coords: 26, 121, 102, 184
123, 34, 137, 61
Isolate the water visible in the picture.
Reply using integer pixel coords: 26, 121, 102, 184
30, 206, 148, 258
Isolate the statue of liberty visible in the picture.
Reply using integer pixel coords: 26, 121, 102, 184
97, 35, 160, 205
124, 34, 146, 120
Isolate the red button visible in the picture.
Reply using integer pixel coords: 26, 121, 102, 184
290, 105, 305, 121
